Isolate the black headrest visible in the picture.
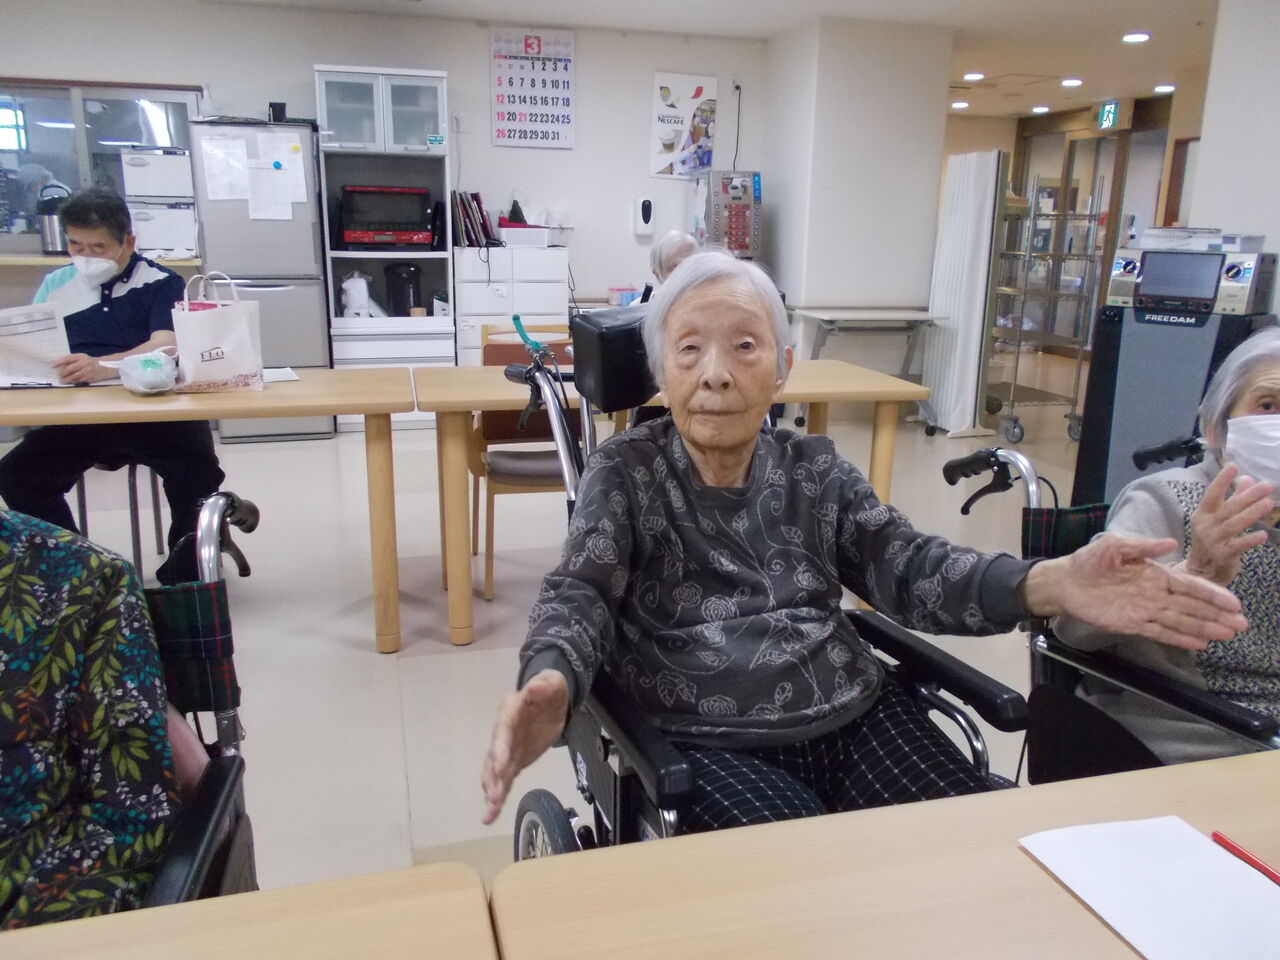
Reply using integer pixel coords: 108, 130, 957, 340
570, 305, 658, 414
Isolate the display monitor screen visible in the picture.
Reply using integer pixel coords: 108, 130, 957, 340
1138, 251, 1224, 301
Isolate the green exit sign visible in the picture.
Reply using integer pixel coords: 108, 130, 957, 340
1098, 100, 1119, 130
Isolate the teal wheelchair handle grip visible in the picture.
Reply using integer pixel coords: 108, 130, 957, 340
511, 314, 544, 354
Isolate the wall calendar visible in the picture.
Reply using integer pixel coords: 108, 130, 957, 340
491, 28, 575, 149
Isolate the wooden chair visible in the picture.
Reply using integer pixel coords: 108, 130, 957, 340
469, 325, 582, 600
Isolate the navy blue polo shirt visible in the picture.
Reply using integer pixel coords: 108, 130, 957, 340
34, 253, 184, 357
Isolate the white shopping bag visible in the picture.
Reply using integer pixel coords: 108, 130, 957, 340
172, 272, 263, 392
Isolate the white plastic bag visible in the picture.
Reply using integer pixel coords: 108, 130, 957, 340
100, 346, 179, 395
172, 272, 263, 392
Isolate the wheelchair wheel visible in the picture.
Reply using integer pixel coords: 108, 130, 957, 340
514, 789, 578, 861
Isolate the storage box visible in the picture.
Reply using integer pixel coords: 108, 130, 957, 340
500, 226, 550, 247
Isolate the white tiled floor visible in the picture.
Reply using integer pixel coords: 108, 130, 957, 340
4, 352, 1088, 890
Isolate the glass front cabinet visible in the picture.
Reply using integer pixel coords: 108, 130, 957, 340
316, 68, 446, 155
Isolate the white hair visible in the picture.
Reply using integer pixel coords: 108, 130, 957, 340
642, 249, 791, 387
649, 230, 699, 282
1199, 325, 1280, 455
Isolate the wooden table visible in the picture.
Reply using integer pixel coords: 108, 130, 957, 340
0, 368, 415, 653
414, 359, 929, 646
490, 751, 1280, 960
3, 863, 497, 959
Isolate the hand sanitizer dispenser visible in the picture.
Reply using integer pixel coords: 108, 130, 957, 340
634, 197, 654, 237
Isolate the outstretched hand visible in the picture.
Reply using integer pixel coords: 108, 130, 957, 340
1180, 463, 1273, 586
1025, 533, 1247, 650
481, 669, 570, 825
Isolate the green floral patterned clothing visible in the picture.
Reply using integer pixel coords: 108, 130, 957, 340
1, 510, 179, 928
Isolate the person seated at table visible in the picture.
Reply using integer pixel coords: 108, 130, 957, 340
0, 188, 224, 584
480, 250, 1247, 832
0, 507, 191, 928
641, 230, 699, 303
1055, 328, 1280, 764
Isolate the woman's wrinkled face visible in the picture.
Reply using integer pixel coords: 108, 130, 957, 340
660, 277, 789, 458
1228, 361, 1280, 421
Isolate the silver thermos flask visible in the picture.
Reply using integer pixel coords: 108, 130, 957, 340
37, 184, 71, 255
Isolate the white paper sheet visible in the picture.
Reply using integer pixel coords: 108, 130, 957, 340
200, 137, 249, 200
262, 366, 300, 383
0, 303, 71, 385
256, 131, 307, 203
1020, 816, 1280, 960
247, 160, 293, 220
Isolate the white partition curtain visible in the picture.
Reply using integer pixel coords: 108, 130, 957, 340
922, 150, 1001, 436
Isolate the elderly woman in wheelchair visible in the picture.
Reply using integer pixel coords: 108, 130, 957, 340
481, 249, 1248, 838
1056, 326, 1280, 764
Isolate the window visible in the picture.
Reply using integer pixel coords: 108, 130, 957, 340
0, 80, 199, 235
0, 99, 26, 151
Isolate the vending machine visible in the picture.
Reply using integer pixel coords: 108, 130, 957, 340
689, 170, 762, 259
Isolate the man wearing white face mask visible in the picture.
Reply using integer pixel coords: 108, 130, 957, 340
1057, 326, 1280, 763
0, 189, 224, 584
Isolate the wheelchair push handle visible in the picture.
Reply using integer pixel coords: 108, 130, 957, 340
504, 363, 529, 385
943, 448, 1000, 486
1133, 435, 1204, 472
942, 447, 1043, 512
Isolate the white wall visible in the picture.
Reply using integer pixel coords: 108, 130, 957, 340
762, 22, 819, 302
0, 0, 768, 297
1120, 131, 1167, 243
800, 18, 952, 307
1190, 0, 1280, 246
943, 116, 1017, 158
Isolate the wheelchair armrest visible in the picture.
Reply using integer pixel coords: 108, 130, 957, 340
144, 754, 246, 907
585, 672, 693, 813
1035, 633, 1280, 742
847, 610, 1029, 733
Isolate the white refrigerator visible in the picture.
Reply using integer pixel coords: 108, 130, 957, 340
189, 119, 333, 441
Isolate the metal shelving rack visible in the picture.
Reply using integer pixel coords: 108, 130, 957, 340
984, 173, 1103, 444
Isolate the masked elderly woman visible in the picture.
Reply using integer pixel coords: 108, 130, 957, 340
481, 250, 1246, 832
1055, 326, 1280, 764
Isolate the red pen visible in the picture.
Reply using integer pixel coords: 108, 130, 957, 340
1212, 831, 1280, 887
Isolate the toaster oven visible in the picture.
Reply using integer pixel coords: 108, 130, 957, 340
339, 185, 432, 247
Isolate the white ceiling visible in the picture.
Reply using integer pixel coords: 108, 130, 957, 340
223, 0, 1218, 116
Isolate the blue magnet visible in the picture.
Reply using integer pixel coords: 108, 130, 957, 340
273, 160, 282, 169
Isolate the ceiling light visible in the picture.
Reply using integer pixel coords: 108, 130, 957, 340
1061, 78, 1083, 87
1122, 32, 1151, 43
963, 72, 985, 82
951, 101, 970, 109
1031, 105, 1050, 114
36, 121, 75, 129
1154, 83, 1176, 94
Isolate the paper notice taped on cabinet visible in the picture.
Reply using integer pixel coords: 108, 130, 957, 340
247, 160, 293, 220
200, 137, 249, 200
0, 304, 71, 386
257, 132, 307, 203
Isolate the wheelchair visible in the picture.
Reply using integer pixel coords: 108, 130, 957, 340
142, 491, 260, 904
942, 441, 1280, 786
503, 309, 1029, 861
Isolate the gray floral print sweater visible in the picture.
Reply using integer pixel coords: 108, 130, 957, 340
520, 418, 1033, 747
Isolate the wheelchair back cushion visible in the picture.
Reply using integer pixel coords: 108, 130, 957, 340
0, 511, 180, 928
571, 306, 658, 414
1021, 504, 1109, 560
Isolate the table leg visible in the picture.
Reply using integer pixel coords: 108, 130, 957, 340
364, 414, 401, 654
438, 411, 474, 646
806, 401, 829, 437
436, 427, 448, 590
868, 401, 899, 503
